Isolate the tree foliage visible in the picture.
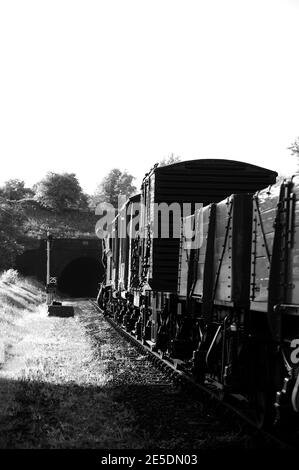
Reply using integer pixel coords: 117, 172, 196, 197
91, 169, 137, 209
0, 179, 34, 200
159, 153, 181, 167
288, 137, 299, 172
0, 202, 24, 271
34, 172, 88, 211
288, 137, 299, 155
288, 137, 299, 160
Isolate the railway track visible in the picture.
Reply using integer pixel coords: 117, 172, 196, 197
89, 299, 297, 449
75, 299, 242, 449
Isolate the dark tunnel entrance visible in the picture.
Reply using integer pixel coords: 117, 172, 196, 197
57, 257, 102, 298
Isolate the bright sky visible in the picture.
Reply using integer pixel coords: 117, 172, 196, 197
1, 0, 299, 194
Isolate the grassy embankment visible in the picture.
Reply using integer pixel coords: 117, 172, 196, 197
0, 270, 45, 363
0, 272, 142, 448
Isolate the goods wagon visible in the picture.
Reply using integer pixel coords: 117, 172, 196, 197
138, 159, 277, 295
97, 158, 299, 427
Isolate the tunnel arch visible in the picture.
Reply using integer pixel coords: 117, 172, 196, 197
57, 256, 103, 298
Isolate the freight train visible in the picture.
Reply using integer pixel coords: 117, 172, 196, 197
97, 159, 299, 428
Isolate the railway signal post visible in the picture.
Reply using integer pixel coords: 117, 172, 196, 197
46, 231, 56, 305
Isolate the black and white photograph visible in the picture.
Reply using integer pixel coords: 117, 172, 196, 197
0, 0, 299, 462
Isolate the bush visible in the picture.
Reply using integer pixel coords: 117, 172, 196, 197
0, 269, 19, 284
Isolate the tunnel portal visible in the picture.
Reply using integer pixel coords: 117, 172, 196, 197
57, 256, 102, 298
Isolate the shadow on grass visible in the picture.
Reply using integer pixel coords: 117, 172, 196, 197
0, 287, 42, 311
0, 294, 30, 310
19, 285, 43, 297
0, 375, 271, 450
0, 376, 143, 449
14, 290, 41, 305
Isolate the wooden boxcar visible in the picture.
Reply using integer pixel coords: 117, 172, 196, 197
139, 159, 277, 297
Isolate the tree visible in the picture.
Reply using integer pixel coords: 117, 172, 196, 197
1, 179, 34, 200
0, 202, 24, 270
288, 137, 299, 171
91, 169, 137, 209
288, 137, 299, 156
34, 172, 88, 211
159, 153, 181, 167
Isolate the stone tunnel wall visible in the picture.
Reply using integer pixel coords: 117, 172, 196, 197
16, 238, 104, 297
